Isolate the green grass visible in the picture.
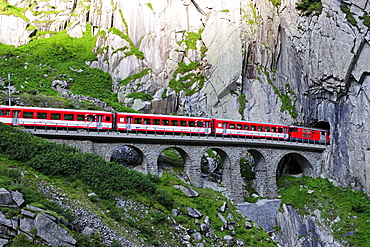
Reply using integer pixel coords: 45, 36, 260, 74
278, 176, 370, 246
340, 5, 358, 28
296, 0, 323, 16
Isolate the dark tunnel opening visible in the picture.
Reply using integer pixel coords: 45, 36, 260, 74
311, 121, 330, 131
276, 155, 303, 177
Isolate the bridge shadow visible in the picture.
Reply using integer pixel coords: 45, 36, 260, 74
277, 153, 313, 177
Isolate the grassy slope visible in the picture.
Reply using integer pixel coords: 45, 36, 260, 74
278, 176, 370, 246
0, 123, 275, 246
0, 25, 137, 112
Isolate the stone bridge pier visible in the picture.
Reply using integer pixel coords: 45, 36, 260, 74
49, 138, 325, 203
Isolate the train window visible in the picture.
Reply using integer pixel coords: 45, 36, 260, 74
265, 127, 270, 132
153, 119, 160, 125
180, 121, 187, 126
251, 125, 256, 131
229, 124, 235, 129
162, 120, 169, 125
189, 121, 195, 127
51, 113, 61, 120
37, 112, 47, 119
134, 118, 142, 124
312, 130, 315, 134
237, 124, 242, 130
23, 112, 33, 118
278, 128, 283, 133
218, 123, 222, 127
64, 114, 74, 120
86, 115, 95, 121
258, 126, 263, 131
106, 116, 111, 121
144, 119, 151, 124
271, 127, 276, 132
5, 110, 10, 116
244, 125, 250, 130
77, 115, 84, 121
289, 128, 298, 132
321, 131, 325, 136
197, 121, 203, 127
171, 120, 178, 126
0, 110, 3, 116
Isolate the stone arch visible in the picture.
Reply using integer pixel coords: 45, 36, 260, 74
155, 145, 192, 176
276, 152, 314, 177
247, 149, 269, 198
106, 144, 151, 174
198, 147, 244, 203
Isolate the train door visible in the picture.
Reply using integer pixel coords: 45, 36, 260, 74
222, 122, 228, 135
320, 131, 327, 142
12, 110, 20, 126
204, 121, 210, 134
210, 120, 215, 134
96, 115, 103, 130
126, 116, 132, 131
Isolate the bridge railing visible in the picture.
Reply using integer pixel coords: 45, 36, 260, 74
18, 122, 329, 146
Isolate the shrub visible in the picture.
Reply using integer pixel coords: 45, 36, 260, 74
0, 124, 173, 208
296, 0, 323, 16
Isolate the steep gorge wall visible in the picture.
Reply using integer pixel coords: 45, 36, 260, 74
1, 0, 370, 204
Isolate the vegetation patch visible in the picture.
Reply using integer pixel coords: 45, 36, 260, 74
340, 5, 358, 29
126, 92, 153, 101
108, 10, 144, 60
0, 0, 29, 21
360, 14, 370, 28
118, 68, 151, 86
238, 93, 248, 120
268, 0, 281, 7
177, 29, 204, 53
169, 61, 205, 96
296, 0, 323, 16
278, 176, 370, 245
0, 123, 173, 209
255, 67, 298, 118
0, 25, 136, 112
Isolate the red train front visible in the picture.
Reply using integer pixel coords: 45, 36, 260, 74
289, 126, 330, 144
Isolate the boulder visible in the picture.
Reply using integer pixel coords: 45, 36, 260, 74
223, 235, 234, 246
186, 207, 203, 219
0, 188, 14, 207
219, 201, 227, 213
35, 213, 76, 246
10, 191, 24, 207
173, 185, 199, 198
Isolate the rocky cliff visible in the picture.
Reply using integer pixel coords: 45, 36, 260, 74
1, 0, 370, 244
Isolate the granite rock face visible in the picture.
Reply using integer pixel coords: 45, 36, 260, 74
0, 188, 76, 246
273, 204, 343, 247
2, 0, 370, 244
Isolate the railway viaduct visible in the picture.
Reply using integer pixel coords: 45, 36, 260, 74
26, 129, 328, 203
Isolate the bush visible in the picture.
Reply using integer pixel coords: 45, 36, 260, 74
296, 0, 323, 16
0, 123, 174, 209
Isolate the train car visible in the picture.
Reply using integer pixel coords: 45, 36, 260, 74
0, 105, 114, 130
289, 126, 330, 144
115, 112, 213, 134
212, 118, 290, 140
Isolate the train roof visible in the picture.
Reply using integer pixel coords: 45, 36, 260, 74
0, 105, 111, 114
214, 118, 289, 126
289, 125, 330, 132
116, 112, 211, 120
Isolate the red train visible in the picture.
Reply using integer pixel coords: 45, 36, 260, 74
0, 105, 330, 144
